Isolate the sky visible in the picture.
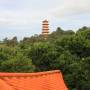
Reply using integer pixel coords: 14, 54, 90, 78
0, 0, 90, 40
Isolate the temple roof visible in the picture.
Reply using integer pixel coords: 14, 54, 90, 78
0, 70, 68, 90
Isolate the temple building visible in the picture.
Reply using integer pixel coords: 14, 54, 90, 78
42, 20, 49, 37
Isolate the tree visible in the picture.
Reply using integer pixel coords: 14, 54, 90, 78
0, 53, 35, 72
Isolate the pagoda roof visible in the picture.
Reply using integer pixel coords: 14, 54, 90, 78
43, 20, 48, 22
0, 70, 68, 90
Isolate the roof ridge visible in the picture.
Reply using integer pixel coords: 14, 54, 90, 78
0, 70, 60, 77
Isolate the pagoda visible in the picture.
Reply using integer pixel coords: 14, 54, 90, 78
42, 20, 49, 37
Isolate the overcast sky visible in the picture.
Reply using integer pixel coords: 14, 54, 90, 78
0, 0, 90, 40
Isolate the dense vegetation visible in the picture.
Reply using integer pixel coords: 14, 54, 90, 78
0, 26, 90, 90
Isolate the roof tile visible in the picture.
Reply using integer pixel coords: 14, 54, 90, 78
0, 70, 68, 90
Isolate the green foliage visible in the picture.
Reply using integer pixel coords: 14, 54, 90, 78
0, 53, 35, 72
0, 45, 35, 72
29, 42, 59, 71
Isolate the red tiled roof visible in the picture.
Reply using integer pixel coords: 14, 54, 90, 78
0, 70, 68, 90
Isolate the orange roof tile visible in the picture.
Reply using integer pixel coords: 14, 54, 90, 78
0, 70, 68, 90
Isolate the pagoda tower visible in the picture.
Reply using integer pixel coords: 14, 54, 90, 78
42, 20, 49, 37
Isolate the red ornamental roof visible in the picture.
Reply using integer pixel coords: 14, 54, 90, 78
0, 70, 68, 90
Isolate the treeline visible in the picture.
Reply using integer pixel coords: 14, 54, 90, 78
0, 26, 90, 90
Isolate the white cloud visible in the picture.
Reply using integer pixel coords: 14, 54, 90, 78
0, 11, 38, 26
0, 0, 63, 27
0, 0, 15, 3
0, 9, 53, 27
0, 0, 62, 27
52, 0, 90, 17
0, 0, 89, 27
